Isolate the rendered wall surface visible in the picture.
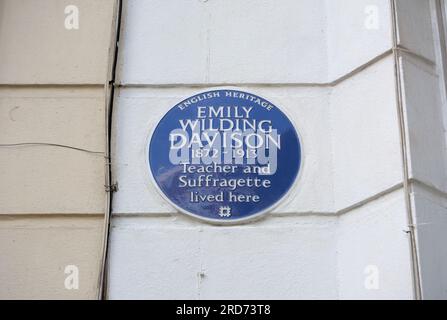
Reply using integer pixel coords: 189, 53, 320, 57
107, 0, 436, 299
1, 0, 446, 300
0, 0, 117, 299
0, 0, 115, 84
117, 0, 328, 84
395, 0, 447, 299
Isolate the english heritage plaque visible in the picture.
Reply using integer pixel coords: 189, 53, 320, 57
148, 89, 301, 223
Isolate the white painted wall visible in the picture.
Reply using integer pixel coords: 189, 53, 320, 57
108, 0, 447, 299
117, 0, 328, 84
325, 0, 393, 81
395, 0, 447, 299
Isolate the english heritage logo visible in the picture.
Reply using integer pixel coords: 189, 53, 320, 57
148, 89, 301, 223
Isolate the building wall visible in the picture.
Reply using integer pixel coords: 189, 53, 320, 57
0, 0, 117, 299
107, 0, 424, 299
395, 0, 447, 299
0, 0, 446, 300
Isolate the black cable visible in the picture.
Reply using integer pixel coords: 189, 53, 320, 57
0, 142, 104, 155
100, 0, 123, 300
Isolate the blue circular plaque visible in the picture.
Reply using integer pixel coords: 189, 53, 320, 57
148, 89, 301, 223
